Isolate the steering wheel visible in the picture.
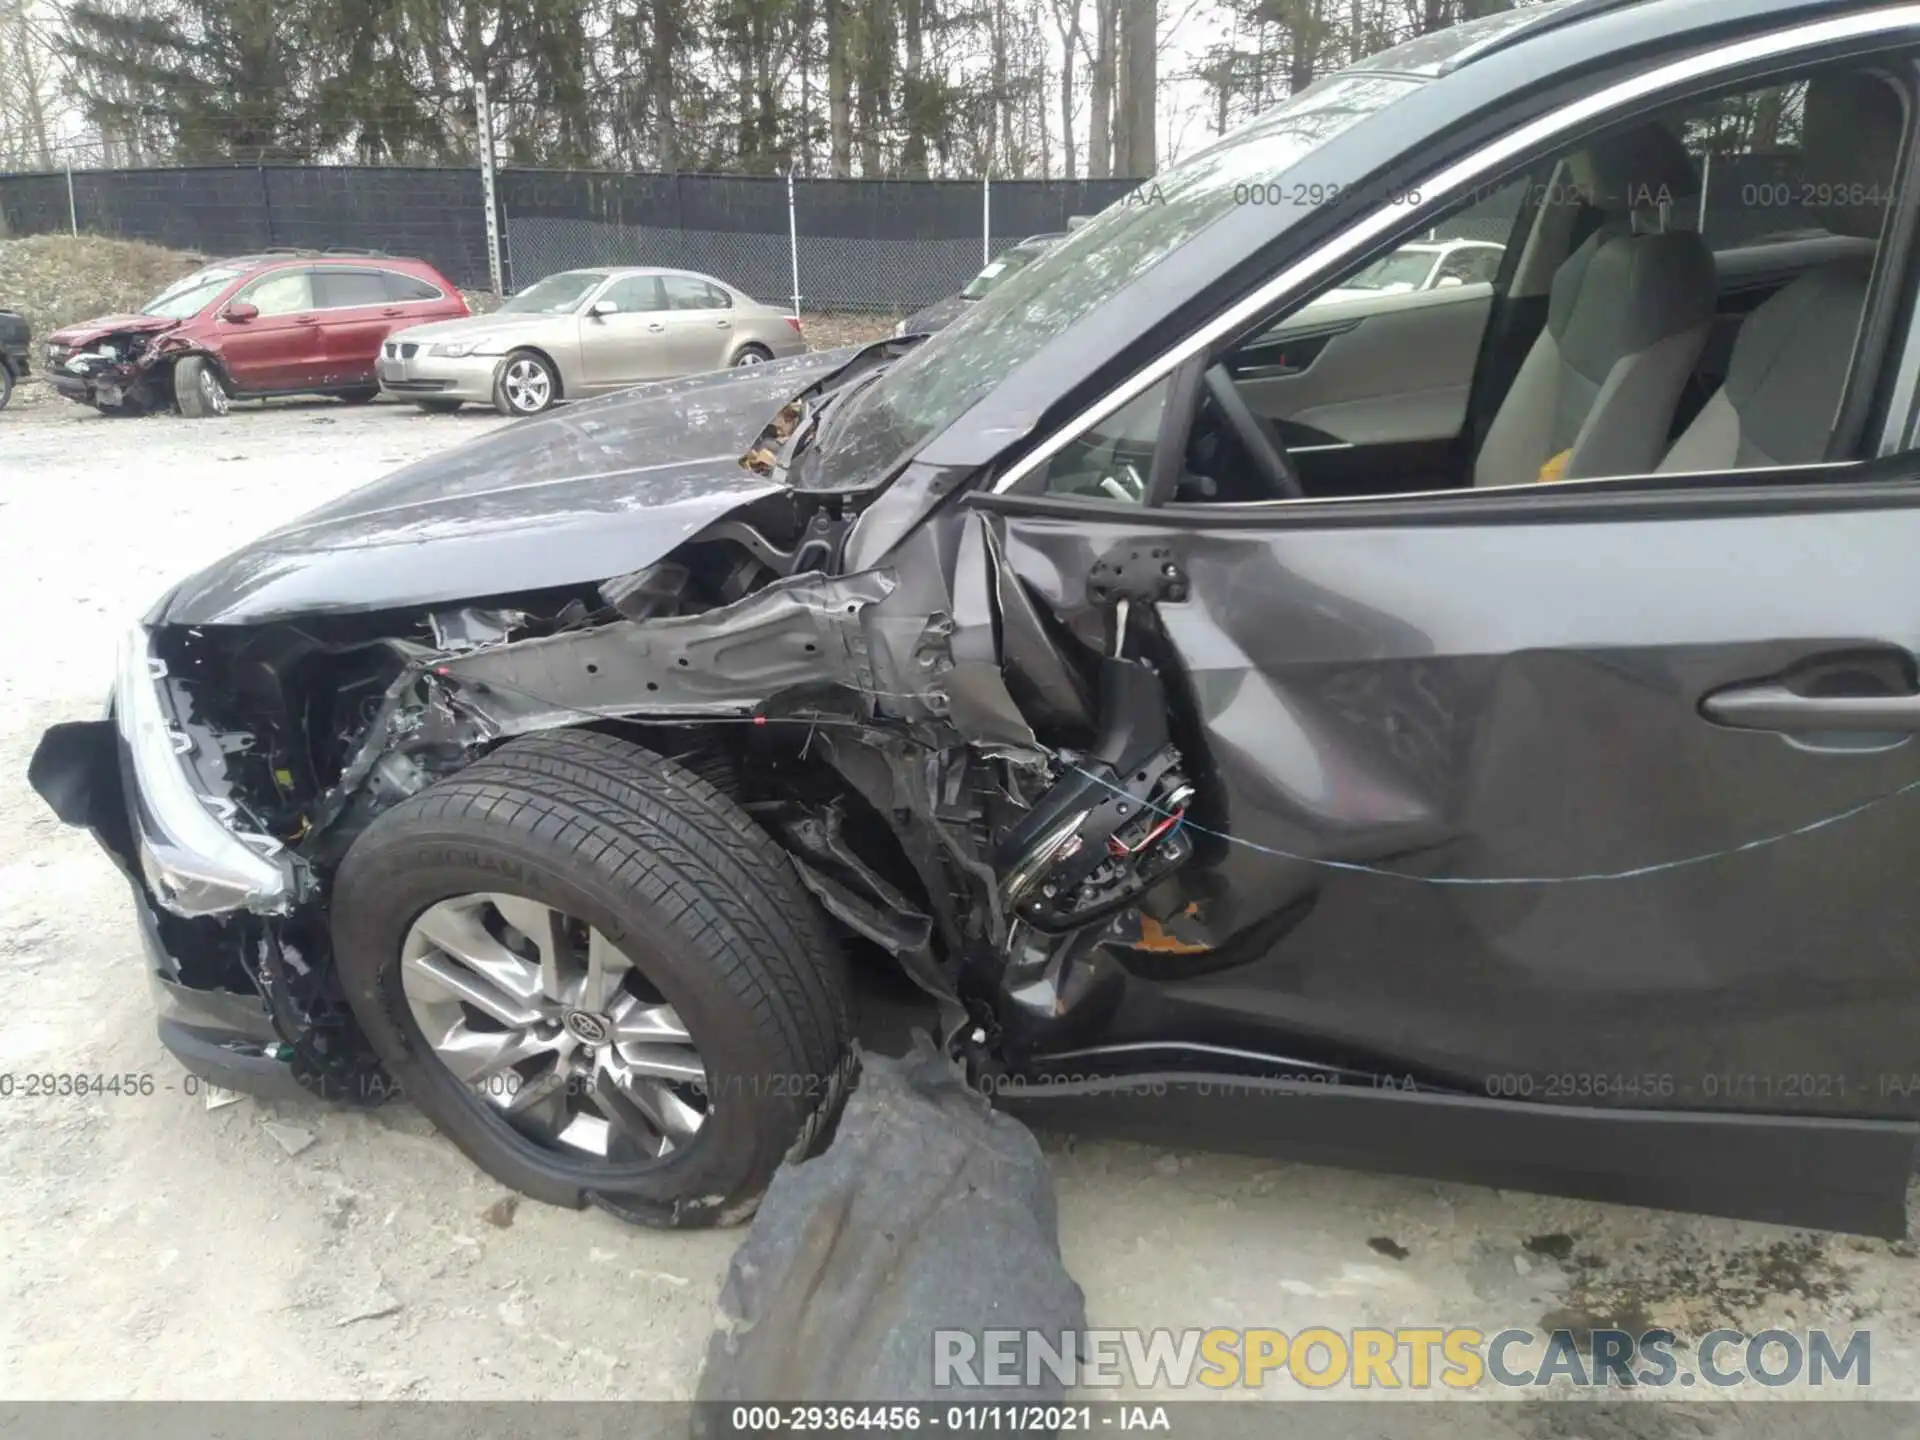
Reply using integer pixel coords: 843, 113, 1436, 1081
1202, 363, 1304, 500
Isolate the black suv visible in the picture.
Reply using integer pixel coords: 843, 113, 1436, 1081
0, 307, 28, 409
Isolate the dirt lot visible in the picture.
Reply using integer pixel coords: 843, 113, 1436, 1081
5, 386, 1920, 1414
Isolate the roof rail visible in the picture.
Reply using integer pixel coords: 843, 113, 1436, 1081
258, 245, 321, 255
322, 246, 389, 257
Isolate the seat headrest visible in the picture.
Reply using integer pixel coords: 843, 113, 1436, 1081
1802, 71, 1906, 240
1568, 123, 1697, 217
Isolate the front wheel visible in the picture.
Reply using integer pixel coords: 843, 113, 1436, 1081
0, 364, 13, 411
330, 729, 852, 1227
493, 350, 559, 415
173, 355, 230, 417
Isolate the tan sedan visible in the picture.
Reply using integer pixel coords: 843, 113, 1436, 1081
377, 267, 808, 416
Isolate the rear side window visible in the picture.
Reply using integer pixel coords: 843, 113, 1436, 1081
383, 271, 444, 302
241, 269, 314, 316
313, 269, 392, 308
663, 275, 730, 310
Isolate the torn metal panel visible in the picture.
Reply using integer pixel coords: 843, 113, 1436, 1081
434, 570, 897, 725
946, 512, 1040, 752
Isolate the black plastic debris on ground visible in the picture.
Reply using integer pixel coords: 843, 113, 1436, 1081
695, 1035, 1087, 1405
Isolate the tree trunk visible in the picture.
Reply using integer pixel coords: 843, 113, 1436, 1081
648, 0, 678, 170
1087, 0, 1116, 178
827, 0, 851, 175
1052, 0, 1079, 181
900, 0, 927, 177
1119, 0, 1153, 176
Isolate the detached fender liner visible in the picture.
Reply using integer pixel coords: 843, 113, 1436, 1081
995, 1071, 1920, 1237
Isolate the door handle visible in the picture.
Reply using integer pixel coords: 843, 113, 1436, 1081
716, 319, 731, 329
647, 322, 666, 332
380, 307, 403, 317
1702, 683, 1920, 732
294, 316, 317, 325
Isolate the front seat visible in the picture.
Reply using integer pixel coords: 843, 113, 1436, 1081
1474, 124, 1715, 487
1658, 72, 1905, 474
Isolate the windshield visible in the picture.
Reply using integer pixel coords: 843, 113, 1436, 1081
960, 243, 1049, 300
807, 68, 1421, 489
500, 272, 607, 314
1342, 249, 1440, 291
142, 266, 242, 319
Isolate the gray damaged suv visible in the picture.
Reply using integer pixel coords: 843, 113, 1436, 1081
33, 0, 1920, 1237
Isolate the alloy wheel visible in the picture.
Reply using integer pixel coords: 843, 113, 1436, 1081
502, 357, 553, 412
200, 367, 230, 415
732, 349, 767, 366
399, 892, 708, 1160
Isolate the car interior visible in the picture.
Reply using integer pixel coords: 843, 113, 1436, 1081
1036, 62, 1913, 508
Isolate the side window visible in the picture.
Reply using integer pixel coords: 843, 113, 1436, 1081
241, 269, 314, 316
600, 275, 664, 313
704, 281, 734, 309
663, 275, 726, 310
383, 271, 443, 303
312, 269, 391, 309
1677, 80, 1813, 247
1034, 378, 1170, 503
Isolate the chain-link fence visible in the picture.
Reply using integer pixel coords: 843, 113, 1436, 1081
0, 163, 1136, 314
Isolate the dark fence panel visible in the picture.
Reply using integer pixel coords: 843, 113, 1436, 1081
0, 164, 492, 285
262, 167, 488, 282
0, 171, 71, 234
1, 165, 1140, 306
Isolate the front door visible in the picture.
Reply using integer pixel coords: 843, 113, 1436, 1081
578, 274, 667, 390
216, 268, 326, 393
991, 476, 1920, 1123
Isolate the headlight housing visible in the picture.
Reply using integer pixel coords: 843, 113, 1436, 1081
430, 336, 494, 358
116, 626, 292, 917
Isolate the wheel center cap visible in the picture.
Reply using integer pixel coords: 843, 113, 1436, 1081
563, 1010, 613, 1046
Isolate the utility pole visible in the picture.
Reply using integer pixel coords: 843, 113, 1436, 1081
476, 76, 504, 297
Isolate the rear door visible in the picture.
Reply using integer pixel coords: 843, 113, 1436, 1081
215, 267, 323, 393
578, 274, 666, 389
310, 267, 395, 387
658, 274, 736, 373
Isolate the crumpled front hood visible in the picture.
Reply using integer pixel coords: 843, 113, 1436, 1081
164, 347, 857, 627
47, 313, 179, 347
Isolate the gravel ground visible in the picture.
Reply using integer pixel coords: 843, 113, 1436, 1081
5, 384, 1920, 1414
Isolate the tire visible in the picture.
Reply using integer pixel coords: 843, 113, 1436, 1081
731, 344, 773, 367
493, 350, 559, 415
337, 386, 380, 404
0, 364, 13, 411
415, 398, 463, 415
174, 355, 230, 418
331, 729, 852, 1227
